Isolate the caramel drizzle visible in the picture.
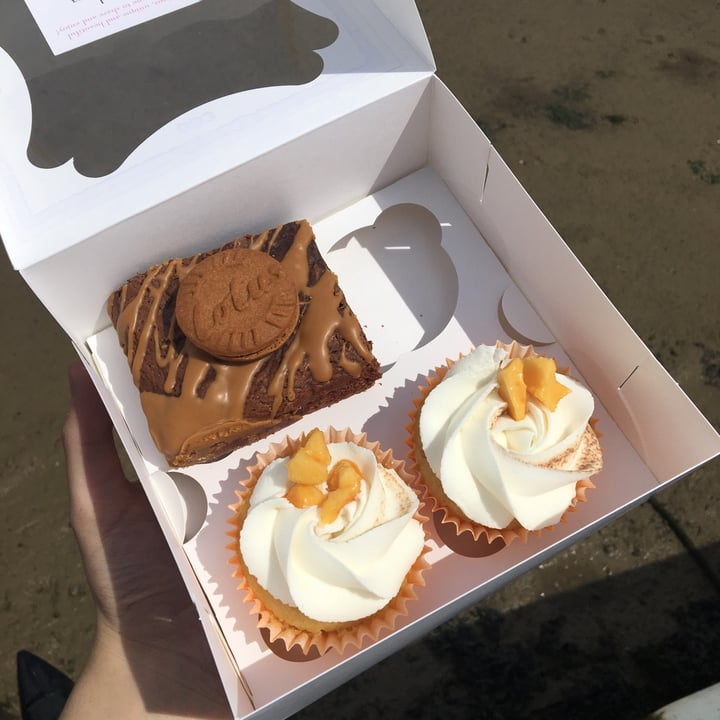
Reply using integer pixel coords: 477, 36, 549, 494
112, 222, 375, 463
116, 258, 198, 392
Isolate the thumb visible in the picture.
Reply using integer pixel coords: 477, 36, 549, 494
63, 362, 137, 538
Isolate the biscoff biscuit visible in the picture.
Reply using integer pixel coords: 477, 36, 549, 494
175, 247, 300, 361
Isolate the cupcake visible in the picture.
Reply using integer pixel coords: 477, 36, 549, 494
408, 342, 603, 545
228, 427, 429, 656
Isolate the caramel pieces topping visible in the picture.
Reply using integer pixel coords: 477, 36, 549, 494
497, 358, 527, 421
523, 356, 571, 410
322, 460, 363, 525
286, 428, 332, 485
285, 429, 363, 524
175, 248, 300, 362
497, 356, 571, 420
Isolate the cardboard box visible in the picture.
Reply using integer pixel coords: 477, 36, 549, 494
1, 2, 718, 718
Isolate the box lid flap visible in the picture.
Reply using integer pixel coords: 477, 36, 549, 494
0, 0, 434, 269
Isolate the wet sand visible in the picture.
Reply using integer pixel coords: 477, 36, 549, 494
1, 1, 718, 718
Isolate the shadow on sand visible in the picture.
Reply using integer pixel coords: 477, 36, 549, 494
292, 541, 720, 720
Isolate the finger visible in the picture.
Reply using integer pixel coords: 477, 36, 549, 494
63, 362, 135, 535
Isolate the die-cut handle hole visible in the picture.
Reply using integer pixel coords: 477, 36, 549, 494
328, 203, 459, 371
150, 470, 208, 544
499, 285, 555, 346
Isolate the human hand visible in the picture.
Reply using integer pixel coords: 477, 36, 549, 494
61, 362, 231, 719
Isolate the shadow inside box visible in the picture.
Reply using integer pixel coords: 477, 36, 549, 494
2, 0, 339, 177
290, 540, 720, 720
326, 203, 459, 373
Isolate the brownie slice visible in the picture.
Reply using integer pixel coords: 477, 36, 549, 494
107, 220, 381, 467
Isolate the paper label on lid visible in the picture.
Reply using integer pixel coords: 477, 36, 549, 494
22, 0, 201, 56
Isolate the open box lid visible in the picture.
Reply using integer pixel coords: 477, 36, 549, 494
0, 0, 434, 270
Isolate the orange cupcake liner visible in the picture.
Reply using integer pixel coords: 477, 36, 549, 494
227, 426, 431, 657
405, 341, 600, 547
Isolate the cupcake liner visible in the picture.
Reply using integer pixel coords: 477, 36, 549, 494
227, 426, 431, 657
405, 342, 600, 548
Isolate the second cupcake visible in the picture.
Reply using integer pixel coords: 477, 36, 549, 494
408, 342, 603, 545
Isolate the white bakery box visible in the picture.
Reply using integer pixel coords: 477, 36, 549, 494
1, 1, 718, 718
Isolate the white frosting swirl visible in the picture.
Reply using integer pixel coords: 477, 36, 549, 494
419, 345, 602, 531
240, 442, 424, 623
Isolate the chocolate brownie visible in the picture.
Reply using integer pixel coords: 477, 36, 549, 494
107, 220, 381, 467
